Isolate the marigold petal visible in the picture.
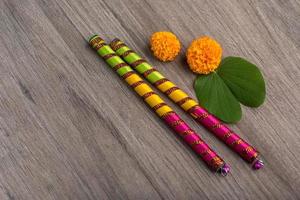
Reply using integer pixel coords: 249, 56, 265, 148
186, 36, 222, 74
150, 32, 181, 62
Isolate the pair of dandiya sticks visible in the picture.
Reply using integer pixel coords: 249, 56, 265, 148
89, 34, 264, 176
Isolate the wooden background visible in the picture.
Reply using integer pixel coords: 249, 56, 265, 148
0, 0, 300, 199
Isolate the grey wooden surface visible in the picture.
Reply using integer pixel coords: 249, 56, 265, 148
0, 0, 300, 199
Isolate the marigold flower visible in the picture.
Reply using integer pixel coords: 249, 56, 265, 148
186, 36, 222, 74
150, 31, 181, 62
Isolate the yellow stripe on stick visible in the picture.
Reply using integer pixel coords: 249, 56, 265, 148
145, 94, 164, 108
125, 74, 143, 85
134, 84, 153, 96
181, 100, 198, 111
168, 90, 188, 102
157, 81, 176, 92
156, 105, 173, 117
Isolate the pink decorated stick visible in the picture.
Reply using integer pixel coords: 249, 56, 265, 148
161, 111, 229, 174
89, 35, 230, 175
110, 39, 264, 170
189, 106, 262, 169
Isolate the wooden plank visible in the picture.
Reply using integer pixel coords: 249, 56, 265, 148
0, 0, 299, 199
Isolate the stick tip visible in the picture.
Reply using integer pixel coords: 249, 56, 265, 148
252, 159, 264, 170
111, 38, 121, 44
110, 38, 123, 50
88, 34, 100, 43
218, 163, 230, 176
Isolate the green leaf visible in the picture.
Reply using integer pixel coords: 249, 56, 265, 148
194, 73, 242, 123
217, 57, 266, 107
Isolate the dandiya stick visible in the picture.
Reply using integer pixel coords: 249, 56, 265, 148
89, 35, 230, 175
110, 39, 264, 170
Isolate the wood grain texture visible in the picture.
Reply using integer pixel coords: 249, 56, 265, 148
0, 0, 299, 199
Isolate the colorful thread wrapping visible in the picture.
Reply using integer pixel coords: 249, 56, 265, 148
89, 35, 230, 175
110, 39, 264, 170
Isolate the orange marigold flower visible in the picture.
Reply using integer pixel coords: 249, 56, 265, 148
150, 31, 181, 62
186, 36, 222, 74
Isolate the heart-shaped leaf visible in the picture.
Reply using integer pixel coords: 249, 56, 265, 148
217, 57, 266, 107
194, 72, 242, 123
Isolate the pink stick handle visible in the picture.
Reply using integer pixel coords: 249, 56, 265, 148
162, 111, 230, 174
189, 106, 263, 169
